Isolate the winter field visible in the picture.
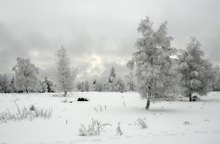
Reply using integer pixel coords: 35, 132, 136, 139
0, 92, 220, 144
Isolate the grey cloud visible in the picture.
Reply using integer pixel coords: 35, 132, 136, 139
0, 22, 28, 74
0, 0, 220, 81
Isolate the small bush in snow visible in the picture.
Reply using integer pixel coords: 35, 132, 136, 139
136, 118, 147, 129
79, 119, 111, 136
0, 105, 52, 122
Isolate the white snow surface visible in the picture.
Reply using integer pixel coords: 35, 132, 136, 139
0, 92, 220, 144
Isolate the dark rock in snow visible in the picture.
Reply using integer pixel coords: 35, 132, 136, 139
77, 97, 89, 101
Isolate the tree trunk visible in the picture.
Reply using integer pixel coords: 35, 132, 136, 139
146, 100, 150, 110
189, 92, 192, 102
64, 91, 67, 97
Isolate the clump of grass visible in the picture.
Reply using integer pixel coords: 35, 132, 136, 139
79, 119, 111, 136
0, 105, 53, 123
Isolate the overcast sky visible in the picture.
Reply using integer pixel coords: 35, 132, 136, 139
0, 0, 219, 81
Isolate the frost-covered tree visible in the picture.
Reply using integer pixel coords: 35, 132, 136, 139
13, 57, 39, 93
128, 17, 176, 109
178, 38, 214, 101
56, 46, 75, 96
0, 74, 10, 93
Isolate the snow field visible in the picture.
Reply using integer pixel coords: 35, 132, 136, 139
0, 92, 220, 144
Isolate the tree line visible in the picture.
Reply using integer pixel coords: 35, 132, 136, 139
1, 16, 220, 110
0, 51, 135, 94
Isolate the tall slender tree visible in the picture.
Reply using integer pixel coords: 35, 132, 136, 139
56, 46, 75, 96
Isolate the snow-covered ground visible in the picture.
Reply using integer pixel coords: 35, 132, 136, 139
0, 92, 220, 144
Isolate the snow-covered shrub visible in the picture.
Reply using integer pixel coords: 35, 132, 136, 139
0, 105, 52, 122
136, 118, 147, 129
79, 119, 111, 136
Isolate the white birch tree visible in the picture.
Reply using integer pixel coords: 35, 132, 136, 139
128, 16, 176, 109
56, 46, 75, 96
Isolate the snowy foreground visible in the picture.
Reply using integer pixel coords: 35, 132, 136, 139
0, 92, 220, 144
